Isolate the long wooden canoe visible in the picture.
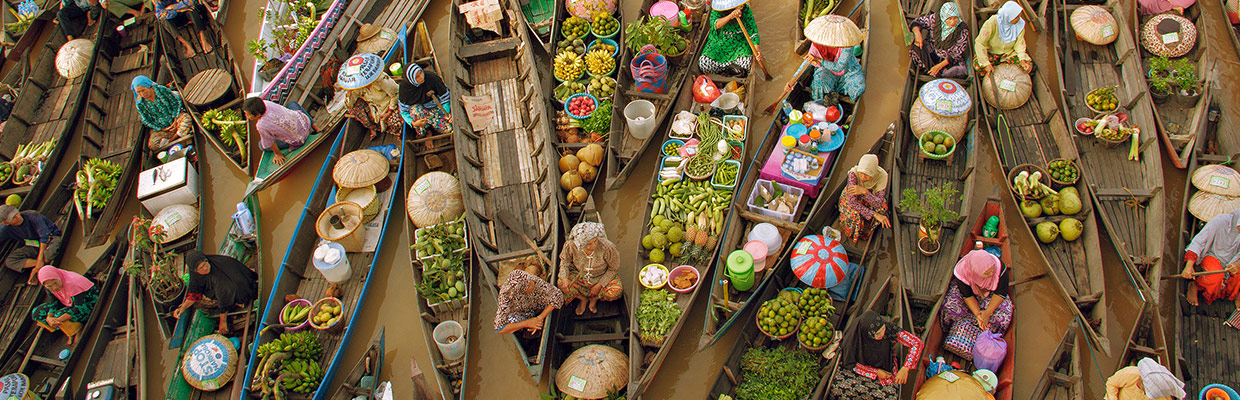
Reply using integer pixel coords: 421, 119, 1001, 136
1055, 0, 1165, 304
449, 0, 561, 381
1029, 322, 1083, 400
1119, 302, 1169, 368
700, 0, 871, 350
327, 327, 384, 399
820, 275, 913, 396
1, 0, 59, 63
519, 0, 558, 55
602, 0, 709, 191
973, 0, 1112, 355
248, 0, 352, 94
76, 275, 147, 399
1219, 0, 1240, 65
1130, 1, 1211, 169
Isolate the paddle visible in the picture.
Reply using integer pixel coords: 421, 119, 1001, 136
1164, 269, 1232, 279
731, 16, 773, 80
763, 57, 812, 115
496, 209, 555, 268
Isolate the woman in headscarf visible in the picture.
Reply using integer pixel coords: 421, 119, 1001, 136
132, 75, 193, 151
1138, 0, 1194, 15
495, 269, 564, 335
30, 266, 99, 345
909, 2, 971, 78
337, 55, 401, 140
829, 311, 923, 399
398, 63, 451, 142
557, 221, 623, 315
1180, 209, 1240, 306
698, 0, 760, 76
941, 243, 1014, 335
1105, 358, 1187, 400
806, 42, 866, 103
172, 250, 258, 333
838, 154, 890, 242
973, 1, 1032, 76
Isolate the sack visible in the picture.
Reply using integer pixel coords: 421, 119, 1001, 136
943, 319, 982, 360
973, 331, 1007, 372
693, 75, 721, 103
631, 45, 668, 94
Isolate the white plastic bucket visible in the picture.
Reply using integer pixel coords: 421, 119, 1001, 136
624, 100, 658, 139
313, 242, 353, 283
433, 320, 466, 361
747, 223, 783, 258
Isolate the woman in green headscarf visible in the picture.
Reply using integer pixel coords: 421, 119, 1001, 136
132, 75, 192, 151
698, 0, 760, 76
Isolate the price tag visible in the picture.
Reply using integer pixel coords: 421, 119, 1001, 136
797, 240, 813, 254
940, 371, 962, 382
568, 376, 588, 392
936, 99, 953, 112
345, 64, 362, 75
1162, 32, 1180, 44
413, 180, 431, 194
23, 239, 39, 247
1102, 25, 1114, 37
1000, 79, 1017, 92
1210, 176, 1232, 189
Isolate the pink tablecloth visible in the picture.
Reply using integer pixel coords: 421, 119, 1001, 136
759, 148, 836, 198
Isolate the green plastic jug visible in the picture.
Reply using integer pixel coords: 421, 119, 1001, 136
726, 250, 755, 291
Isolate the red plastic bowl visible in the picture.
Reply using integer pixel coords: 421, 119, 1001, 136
667, 265, 700, 294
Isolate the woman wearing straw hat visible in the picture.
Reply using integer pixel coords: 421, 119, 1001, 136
698, 0, 760, 76
974, 1, 1032, 76
1104, 358, 1186, 400
398, 63, 451, 142
909, 2, 971, 78
837, 154, 890, 243
799, 14, 866, 102
30, 266, 99, 345
556, 222, 623, 315
132, 75, 194, 151
1180, 208, 1240, 307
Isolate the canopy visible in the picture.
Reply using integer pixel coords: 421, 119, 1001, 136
789, 234, 848, 288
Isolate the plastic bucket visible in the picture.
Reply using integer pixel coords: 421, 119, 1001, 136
313, 242, 353, 283
725, 250, 755, 291
744, 240, 768, 273
747, 223, 783, 257
433, 320, 466, 361
625, 100, 658, 139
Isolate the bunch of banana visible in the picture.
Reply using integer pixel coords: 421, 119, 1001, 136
281, 302, 311, 325
73, 158, 122, 220
279, 358, 323, 393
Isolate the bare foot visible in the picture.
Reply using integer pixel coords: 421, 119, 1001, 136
587, 299, 598, 313
66, 333, 76, 346
1187, 284, 1200, 306
575, 300, 587, 316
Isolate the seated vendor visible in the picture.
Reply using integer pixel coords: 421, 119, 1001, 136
0, 205, 63, 286
57, 0, 100, 40
829, 311, 923, 400
974, 1, 1032, 76
942, 244, 1014, 335
807, 42, 865, 103
557, 222, 623, 315
338, 55, 401, 140
172, 251, 258, 334
31, 266, 99, 345
1139, 0, 1194, 15
838, 154, 890, 243
1181, 209, 1240, 306
398, 64, 451, 139
243, 96, 313, 166
153, 0, 213, 56
910, 2, 971, 78
495, 270, 563, 335
132, 75, 193, 151
1105, 358, 1186, 400
698, 0, 759, 76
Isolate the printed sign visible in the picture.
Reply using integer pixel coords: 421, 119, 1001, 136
462, 94, 495, 132
940, 371, 962, 382
1000, 79, 1017, 92
1162, 32, 1180, 44
1101, 25, 1114, 37
1210, 176, 1232, 189
459, 0, 503, 35
568, 376, 588, 392
936, 99, 954, 112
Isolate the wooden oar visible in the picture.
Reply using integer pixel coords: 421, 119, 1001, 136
496, 209, 555, 268
763, 57, 812, 115
1164, 269, 1231, 279
734, 19, 772, 80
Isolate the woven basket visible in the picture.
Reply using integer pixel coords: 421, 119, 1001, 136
1008, 164, 1050, 200
910, 98, 969, 140
337, 185, 378, 223
756, 307, 801, 340
1046, 158, 1080, 187
309, 297, 347, 333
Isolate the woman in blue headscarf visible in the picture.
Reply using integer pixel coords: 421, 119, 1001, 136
909, 2, 971, 78
132, 75, 192, 151
398, 63, 451, 141
973, 1, 1032, 76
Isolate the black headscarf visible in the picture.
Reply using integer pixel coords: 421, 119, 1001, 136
398, 66, 449, 107
185, 250, 258, 309
840, 311, 896, 371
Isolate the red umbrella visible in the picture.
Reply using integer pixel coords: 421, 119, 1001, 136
789, 234, 849, 288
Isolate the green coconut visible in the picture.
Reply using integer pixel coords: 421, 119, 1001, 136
1036, 221, 1060, 244
4, 194, 20, 207
1060, 218, 1084, 241
1020, 200, 1043, 219
1040, 194, 1061, 216
1060, 188, 1082, 215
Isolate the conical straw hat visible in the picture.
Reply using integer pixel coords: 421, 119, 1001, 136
805, 14, 864, 48
1192, 164, 1240, 196
56, 39, 94, 79
1141, 13, 1197, 58
337, 53, 385, 90
1071, 5, 1118, 45
1189, 191, 1240, 222
916, 371, 996, 400
407, 171, 464, 228
181, 334, 238, 391
711, 0, 750, 11
153, 204, 198, 244
555, 344, 629, 399
333, 149, 388, 188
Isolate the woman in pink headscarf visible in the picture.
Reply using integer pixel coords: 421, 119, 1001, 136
30, 266, 99, 344
940, 243, 1013, 335
1138, 0, 1195, 15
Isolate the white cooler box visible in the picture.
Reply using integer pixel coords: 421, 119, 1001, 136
137, 157, 199, 215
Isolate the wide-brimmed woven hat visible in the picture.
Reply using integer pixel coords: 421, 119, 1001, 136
1189, 191, 1240, 222
1141, 13, 1197, 57
333, 149, 389, 188
805, 14, 864, 48
355, 24, 396, 55
337, 53, 385, 90
981, 64, 1032, 110
555, 345, 629, 399
154, 204, 199, 244
712, 0, 749, 11
181, 334, 238, 391
1071, 6, 1117, 45
56, 39, 94, 79
407, 171, 465, 228
919, 79, 972, 117
1192, 164, 1240, 196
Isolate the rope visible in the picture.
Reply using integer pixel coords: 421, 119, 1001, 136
1121, 186, 1146, 210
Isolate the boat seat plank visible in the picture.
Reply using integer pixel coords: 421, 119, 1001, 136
459, 37, 521, 60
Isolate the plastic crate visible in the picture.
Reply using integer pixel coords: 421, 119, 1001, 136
723, 115, 748, 141
747, 179, 805, 222
712, 159, 741, 190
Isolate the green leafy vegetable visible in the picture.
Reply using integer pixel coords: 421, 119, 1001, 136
733, 347, 821, 400
636, 289, 682, 343
581, 100, 612, 134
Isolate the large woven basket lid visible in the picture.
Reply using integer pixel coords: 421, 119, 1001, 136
1192, 164, 1240, 196
805, 14, 864, 48
317, 201, 365, 241
56, 39, 94, 79
919, 79, 972, 117
334, 149, 388, 188
1189, 191, 1240, 222
555, 344, 629, 399
0, 373, 30, 397
181, 334, 238, 391
915, 371, 996, 399
711, 0, 749, 11
911, 98, 969, 140
981, 64, 1033, 110
407, 171, 465, 228
1141, 13, 1197, 57
154, 204, 199, 244
337, 53, 385, 90
1071, 6, 1118, 45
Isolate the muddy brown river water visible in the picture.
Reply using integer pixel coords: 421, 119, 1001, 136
35, 0, 1240, 397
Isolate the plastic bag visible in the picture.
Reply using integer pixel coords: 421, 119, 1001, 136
693, 75, 720, 103
972, 331, 1007, 372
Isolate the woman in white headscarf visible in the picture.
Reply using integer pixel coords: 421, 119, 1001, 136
838, 154, 890, 243
557, 221, 623, 315
1104, 358, 1186, 400
973, 1, 1032, 76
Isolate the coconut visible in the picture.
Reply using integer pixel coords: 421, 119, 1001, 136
567, 186, 588, 205
561, 170, 583, 191
559, 154, 581, 173
1059, 188, 1082, 215
1060, 218, 1084, 241
576, 143, 604, 166
578, 162, 597, 182
1036, 221, 1060, 243
1040, 194, 1061, 216
1020, 200, 1042, 218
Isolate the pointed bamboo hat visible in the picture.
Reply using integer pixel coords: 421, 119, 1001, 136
555, 345, 629, 399
711, 0, 750, 11
154, 204, 199, 244
805, 14, 864, 48
1141, 13, 1197, 57
333, 149, 388, 188
56, 39, 94, 79
1191, 164, 1240, 196
337, 53, 385, 90
1071, 5, 1118, 45
355, 24, 397, 55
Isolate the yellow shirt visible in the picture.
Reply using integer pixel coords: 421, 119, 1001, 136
1105, 366, 1174, 400
973, 15, 1031, 68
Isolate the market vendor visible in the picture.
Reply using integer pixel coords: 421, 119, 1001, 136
830, 311, 923, 400
495, 270, 563, 335
1139, 0, 1194, 15
973, 1, 1032, 76
1180, 209, 1240, 306
910, 2, 971, 78
103, 0, 144, 19
132, 75, 193, 151
30, 266, 98, 345
1105, 358, 1186, 400
398, 63, 451, 140
557, 222, 623, 315
172, 250, 258, 334
941, 245, 1013, 334
57, 0, 100, 40
838, 154, 890, 243
243, 96, 313, 166
698, 0, 760, 76
0, 205, 62, 286
336, 53, 401, 140
153, 0, 212, 56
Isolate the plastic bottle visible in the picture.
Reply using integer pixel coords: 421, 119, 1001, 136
232, 203, 255, 236
983, 215, 1000, 238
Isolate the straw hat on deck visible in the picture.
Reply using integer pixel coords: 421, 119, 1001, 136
555, 345, 629, 399
333, 149, 389, 188
355, 23, 396, 55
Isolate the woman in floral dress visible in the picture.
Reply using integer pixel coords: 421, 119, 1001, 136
909, 2, 971, 78
838, 154, 890, 242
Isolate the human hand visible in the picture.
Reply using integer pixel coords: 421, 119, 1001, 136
27, 272, 37, 286
411, 119, 428, 128
729, 8, 742, 20
982, 65, 994, 76
1228, 262, 1239, 275
525, 317, 545, 334
1020, 60, 1032, 72
1181, 263, 1195, 279
589, 283, 602, 297
929, 63, 945, 76
47, 316, 62, 328
913, 28, 924, 48
977, 314, 991, 331
895, 367, 911, 384
557, 278, 572, 290
875, 370, 893, 380
273, 151, 287, 166
173, 308, 184, 319
873, 214, 891, 229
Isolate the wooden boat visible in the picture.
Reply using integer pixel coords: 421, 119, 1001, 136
248, 0, 353, 94
327, 327, 384, 399
1130, 0, 1210, 169
520, 0, 558, 54
163, 195, 262, 399
794, 0, 846, 52
973, 0, 1111, 355
1220, 0, 1240, 65
976, 0, 1048, 33
448, 0, 560, 380
0, 235, 127, 398
240, 114, 404, 398
243, 0, 430, 197
409, 356, 436, 400
699, 0, 871, 350
1119, 302, 1169, 368
158, 17, 253, 175
819, 275, 913, 397
1055, 0, 1166, 303
627, 67, 754, 399
602, 0, 709, 190
1029, 322, 1083, 400
76, 274, 146, 399
402, 19, 472, 399
1, 0, 59, 63
76, 15, 161, 248
908, 198, 1016, 400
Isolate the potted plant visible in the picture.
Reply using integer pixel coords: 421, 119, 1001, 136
248, 0, 319, 78
1172, 57, 1200, 98
898, 182, 961, 256
1146, 56, 1173, 104
125, 217, 184, 304
624, 16, 689, 59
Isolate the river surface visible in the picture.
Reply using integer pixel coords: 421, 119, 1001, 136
38, 0, 1240, 397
